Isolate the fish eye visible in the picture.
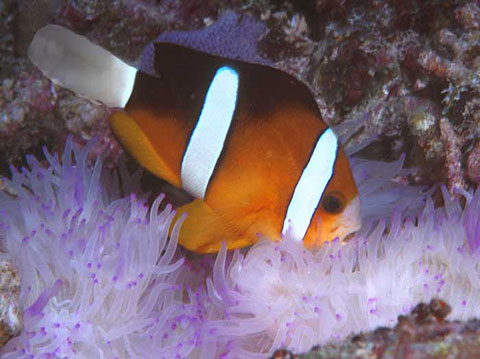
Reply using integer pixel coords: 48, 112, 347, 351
321, 193, 344, 214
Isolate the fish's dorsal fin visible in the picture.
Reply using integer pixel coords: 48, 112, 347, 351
140, 10, 269, 75
28, 24, 137, 108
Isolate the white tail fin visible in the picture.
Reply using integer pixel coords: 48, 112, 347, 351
28, 24, 137, 108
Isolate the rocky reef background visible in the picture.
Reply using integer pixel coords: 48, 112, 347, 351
271, 300, 480, 359
1, 0, 480, 357
1, 0, 480, 194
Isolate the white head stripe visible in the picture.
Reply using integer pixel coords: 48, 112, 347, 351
181, 66, 239, 199
282, 128, 338, 240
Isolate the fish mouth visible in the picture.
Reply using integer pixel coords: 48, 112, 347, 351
304, 196, 361, 251
323, 196, 362, 244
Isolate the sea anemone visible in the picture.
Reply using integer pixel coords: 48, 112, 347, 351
0, 139, 188, 358
1, 138, 480, 358
202, 188, 480, 355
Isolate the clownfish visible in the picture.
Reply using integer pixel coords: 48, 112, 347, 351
28, 24, 361, 253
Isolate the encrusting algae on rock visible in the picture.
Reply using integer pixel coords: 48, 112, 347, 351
3, 0, 480, 194
0, 261, 22, 349
271, 299, 480, 359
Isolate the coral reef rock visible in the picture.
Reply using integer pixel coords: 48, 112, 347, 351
272, 299, 480, 359
0, 261, 22, 348
4, 0, 480, 191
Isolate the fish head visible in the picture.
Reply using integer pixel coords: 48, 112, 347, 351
302, 147, 361, 250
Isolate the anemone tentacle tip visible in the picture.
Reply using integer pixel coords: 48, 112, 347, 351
1, 139, 480, 358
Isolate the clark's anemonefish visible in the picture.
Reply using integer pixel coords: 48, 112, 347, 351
28, 24, 361, 253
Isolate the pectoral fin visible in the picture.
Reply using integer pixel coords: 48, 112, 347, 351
109, 110, 180, 187
174, 199, 255, 253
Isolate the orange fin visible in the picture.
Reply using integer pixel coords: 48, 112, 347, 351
109, 111, 180, 187
174, 199, 255, 253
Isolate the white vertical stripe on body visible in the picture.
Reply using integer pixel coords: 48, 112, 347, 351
282, 128, 338, 240
181, 66, 239, 199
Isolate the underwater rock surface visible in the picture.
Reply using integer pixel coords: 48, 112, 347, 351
1, 0, 480, 192
0, 261, 22, 349
272, 299, 480, 359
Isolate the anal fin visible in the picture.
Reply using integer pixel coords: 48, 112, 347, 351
174, 199, 255, 253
